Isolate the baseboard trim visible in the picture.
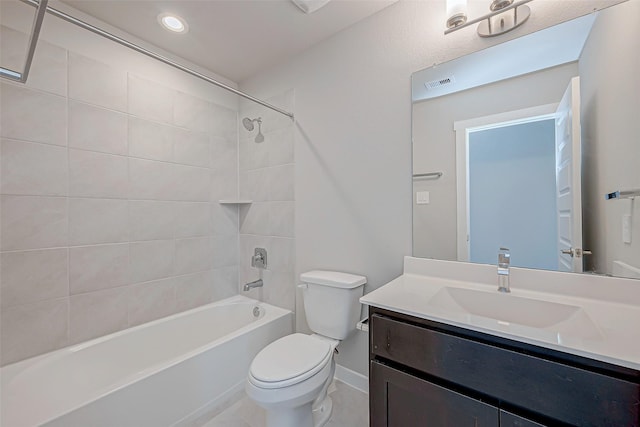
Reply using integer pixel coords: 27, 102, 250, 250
335, 364, 369, 394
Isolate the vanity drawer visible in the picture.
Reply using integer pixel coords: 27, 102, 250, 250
370, 314, 640, 426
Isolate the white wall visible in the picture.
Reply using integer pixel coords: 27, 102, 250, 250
239, 0, 618, 376
580, 0, 640, 276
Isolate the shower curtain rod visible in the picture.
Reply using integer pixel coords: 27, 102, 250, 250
9, 0, 295, 119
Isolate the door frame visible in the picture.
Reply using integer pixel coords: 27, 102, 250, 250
453, 103, 558, 262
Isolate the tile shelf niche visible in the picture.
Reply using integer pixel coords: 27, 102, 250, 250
218, 200, 253, 204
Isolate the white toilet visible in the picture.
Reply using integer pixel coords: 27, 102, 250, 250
245, 270, 366, 427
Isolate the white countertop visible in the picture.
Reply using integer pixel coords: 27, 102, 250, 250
361, 257, 640, 371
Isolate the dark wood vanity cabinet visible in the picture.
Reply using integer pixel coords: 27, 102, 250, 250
368, 307, 640, 427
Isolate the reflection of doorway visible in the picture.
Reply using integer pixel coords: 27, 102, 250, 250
467, 119, 558, 270
454, 77, 584, 272
454, 104, 559, 267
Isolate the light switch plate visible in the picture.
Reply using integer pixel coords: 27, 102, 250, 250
416, 191, 430, 205
622, 215, 632, 244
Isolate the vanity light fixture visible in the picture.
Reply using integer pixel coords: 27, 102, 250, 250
158, 13, 188, 34
445, 0, 532, 37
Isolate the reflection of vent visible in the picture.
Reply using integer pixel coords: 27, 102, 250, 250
425, 76, 455, 90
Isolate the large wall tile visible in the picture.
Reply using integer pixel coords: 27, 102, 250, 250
0, 83, 66, 146
174, 92, 211, 133
127, 278, 176, 326
0, 26, 67, 96
1, 195, 67, 250
128, 200, 175, 241
69, 53, 127, 111
267, 128, 295, 167
68, 101, 128, 155
211, 136, 238, 170
210, 103, 237, 139
174, 270, 214, 312
268, 164, 295, 201
128, 75, 174, 124
1, 249, 68, 308
211, 168, 238, 201
69, 198, 128, 245
239, 202, 270, 235
263, 270, 295, 312
1, 298, 68, 365
69, 288, 128, 344
268, 237, 295, 273
212, 266, 238, 302
174, 237, 213, 276
128, 117, 173, 162
129, 240, 175, 284
1, 139, 68, 196
240, 169, 269, 202
128, 158, 175, 201
173, 128, 210, 168
212, 235, 239, 269
172, 164, 211, 202
270, 201, 295, 238
211, 203, 239, 236
239, 136, 269, 171
69, 244, 129, 294
175, 202, 212, 238
69, 150, 128, 198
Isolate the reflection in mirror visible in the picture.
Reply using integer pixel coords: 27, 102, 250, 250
411, 1, 639, 279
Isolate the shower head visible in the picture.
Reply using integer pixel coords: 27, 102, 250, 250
242, 117, 264, 143
255, 130, 264, 143
242, 117, 255, 131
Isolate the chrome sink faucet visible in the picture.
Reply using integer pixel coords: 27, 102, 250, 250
497, 247, 510, 293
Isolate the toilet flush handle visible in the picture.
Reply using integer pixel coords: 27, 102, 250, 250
297, 284, 308, 289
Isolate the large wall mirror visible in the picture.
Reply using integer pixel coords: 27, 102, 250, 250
412, 1, 639, 280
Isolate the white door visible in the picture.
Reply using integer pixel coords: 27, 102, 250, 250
555, 76, 584, 272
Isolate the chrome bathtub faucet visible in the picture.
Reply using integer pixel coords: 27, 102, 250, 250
244, 279, 263, 292
497, 247, 510, 293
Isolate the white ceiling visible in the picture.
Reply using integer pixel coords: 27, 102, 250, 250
59, 0, 397, 82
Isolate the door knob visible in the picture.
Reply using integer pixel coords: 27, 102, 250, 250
561, 249, 574, 257
561, 248, 593, 258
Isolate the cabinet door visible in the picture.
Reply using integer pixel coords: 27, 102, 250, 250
500, 410, 546, 427
370, 361, 499, 427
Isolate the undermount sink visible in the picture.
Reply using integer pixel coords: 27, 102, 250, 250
427, 287, 590, 330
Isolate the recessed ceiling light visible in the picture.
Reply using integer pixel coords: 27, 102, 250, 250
158, 13, 188, 34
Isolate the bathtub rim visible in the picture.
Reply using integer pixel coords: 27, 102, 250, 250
1, 295, 292, 427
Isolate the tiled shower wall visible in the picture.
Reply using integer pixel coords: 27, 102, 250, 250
238, 91, 296, 312
0, 26, 240, 365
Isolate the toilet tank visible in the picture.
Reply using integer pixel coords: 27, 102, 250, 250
300, 270, 367, 340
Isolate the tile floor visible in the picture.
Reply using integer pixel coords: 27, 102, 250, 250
201, 380, 369, 427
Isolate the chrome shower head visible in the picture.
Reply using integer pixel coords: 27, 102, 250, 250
255, 130, 264, 143
242, 117, 255, 131
242, 117, 264, 143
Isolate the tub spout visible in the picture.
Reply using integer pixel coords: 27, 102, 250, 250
243, 279, 263, 292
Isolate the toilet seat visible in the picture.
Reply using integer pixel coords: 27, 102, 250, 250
249, 334, 332, 389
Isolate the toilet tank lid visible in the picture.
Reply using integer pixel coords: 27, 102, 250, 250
300, 270, 367, 289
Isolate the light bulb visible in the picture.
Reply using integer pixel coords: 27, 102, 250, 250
446, 0, 468, 28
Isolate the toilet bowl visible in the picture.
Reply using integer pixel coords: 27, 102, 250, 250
246, 270, 367, 427
246, 334, 337, 427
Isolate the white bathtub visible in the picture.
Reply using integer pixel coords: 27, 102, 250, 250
1, 295, 292, 427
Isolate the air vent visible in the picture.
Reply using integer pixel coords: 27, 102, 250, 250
424, 76, 455, 90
